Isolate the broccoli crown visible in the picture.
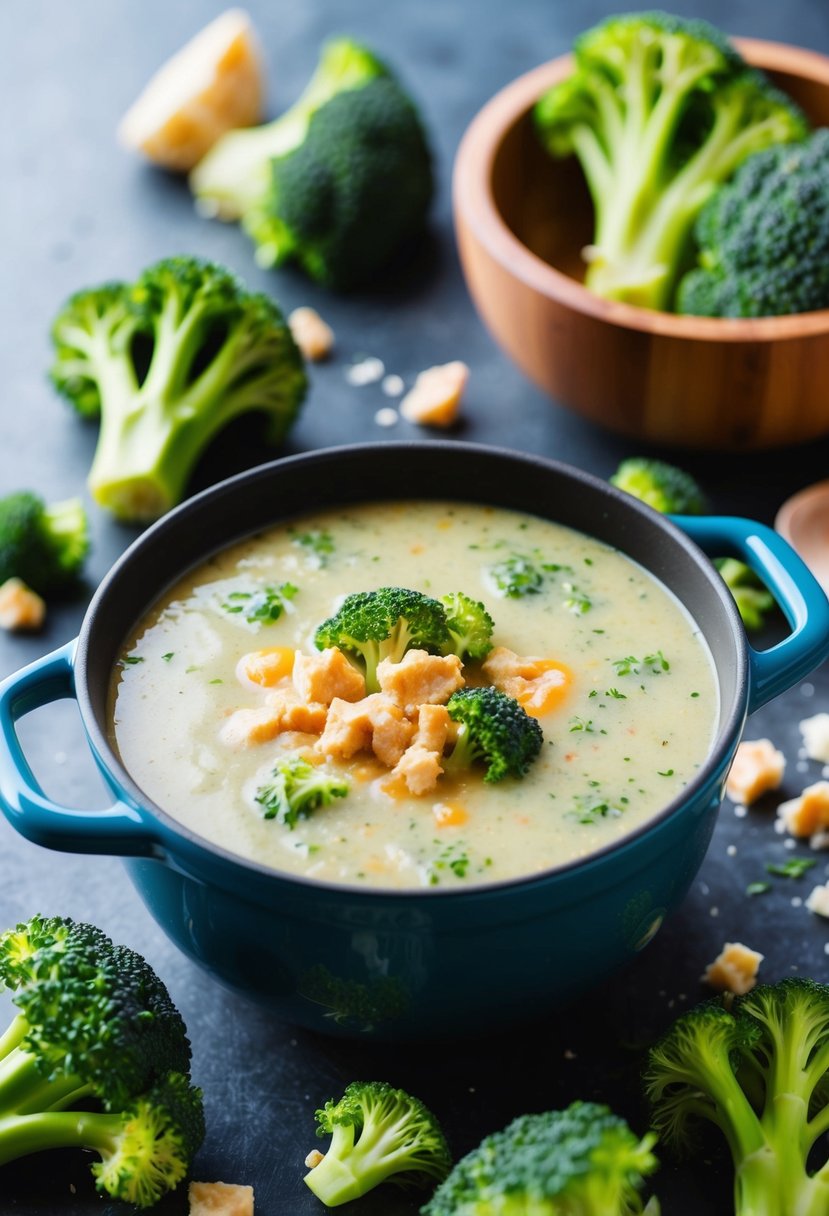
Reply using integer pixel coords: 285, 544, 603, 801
0, 492, 89, 594
677, 129, 829, 317
0, 916, 202, 1209
440, 592, 494, 661
610, 458, 707, 514
314, 586, 452, 691
248, 75, 433, 288
646, 978, 829, 1216
254, 753, 349, 827
191, 37, 433, 289
534, 12, 808, 310
304, 1080, 451, 1206
0, 914, 190, 1110
445, 686, 543, 783
49, 254, 306, 523
422, 1102, 659, 1216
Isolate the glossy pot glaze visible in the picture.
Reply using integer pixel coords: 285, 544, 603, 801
1, 443, 828, 1040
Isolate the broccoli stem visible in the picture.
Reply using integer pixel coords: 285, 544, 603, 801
0, 1108, 124, 1167
304, 1119, 420, 1206
0, 1046, 91, 1117
87, 300, 272, 522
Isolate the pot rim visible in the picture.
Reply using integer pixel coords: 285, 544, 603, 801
74, 440, 747, 900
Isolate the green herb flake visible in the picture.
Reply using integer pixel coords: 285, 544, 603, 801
161, 652, 175, 662
120, 655, 144, 666
657, 768, 675, 777
569, 717, 595, 733
765, 857, 818, 880
746, 881, 772, 897
291, 529, 335, 567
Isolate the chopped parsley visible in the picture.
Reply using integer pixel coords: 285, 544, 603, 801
765, 857, 818, 880
221, 581, 298, 624
291, 529, 335, 568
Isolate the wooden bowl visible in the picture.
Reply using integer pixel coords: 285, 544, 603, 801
453, 38, 829, 450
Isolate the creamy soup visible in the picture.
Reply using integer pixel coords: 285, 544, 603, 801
110, 500, 718, 889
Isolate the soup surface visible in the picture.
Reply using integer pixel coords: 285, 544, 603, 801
110, 500, 718, 889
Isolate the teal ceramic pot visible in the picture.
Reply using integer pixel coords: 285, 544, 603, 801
0, 443, 827, 1040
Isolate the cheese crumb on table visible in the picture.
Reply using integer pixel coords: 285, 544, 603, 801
400, 361, 469, 428
725, 738, 785, 805
777, 781, 829, 841
807, 883, 829, 917
702, 942, 764, 994
118, 9, 264, 172
189, 1180, 254, 1215
799, 713, 829, 763
0, 577, 46, 632
288, 307, 334, 362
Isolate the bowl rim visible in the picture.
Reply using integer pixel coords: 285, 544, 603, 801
75, 440, 747, 900
453, 36, 829, 341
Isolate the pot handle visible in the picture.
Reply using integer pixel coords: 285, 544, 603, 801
672, 515, 829, 714
0, 641, 159, 856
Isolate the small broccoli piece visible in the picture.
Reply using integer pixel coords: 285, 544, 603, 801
254, 753, 349, 827
487, 554, 547, 597
314, 586, 451, 692
715, 558, 775, 631
0, 492, 89, 595
50, 255, 306, 523
422, 1101, 659, 1216
0, 914, 203, 1208
609, 457, 775, 631
610, 458, 707, 514
303, 1080, 451, 1206
535, 13, 808, 310
440, 592, 494, 661
191, 38, 433, 289
677, 130, 829, 317
444, 686, 543, 783
646, 978, 829, 1216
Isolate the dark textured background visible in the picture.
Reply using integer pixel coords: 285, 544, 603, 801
4, 1, 829, 1212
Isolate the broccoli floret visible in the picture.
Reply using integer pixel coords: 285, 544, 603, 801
314, 586, 452, 692
715, 557, 775, 631
422, 1101, 659, 1216
677, 130, 829, 316
50, 255, 306, 523
0, 492, 89, 594
303, 1080, 451, 1206
0, 915, 203, 1208
534, 12, 808, 310
443, 686, 543, 783
254, 753, 349, 827
646, 978, 829, 1216
610, 458, 707, 514
191, 38, 433, 289
440, 592, 494, 661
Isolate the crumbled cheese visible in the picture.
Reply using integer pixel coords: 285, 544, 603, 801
399, 361, 469, 428
725, 738, 785, 805
188, 1180, 254, 1215
807, 883, 829, 917
374, 407, 398, 427
304, 1149, 325, 1169
288, 307, 334, 362
381, 374, 405, 397
777, 781, 829, 841
119, 10, 265, 173
800, 713, 829, 763
346, 356, 384, 386
702, 942, 764, 995
0, 577, 46, 632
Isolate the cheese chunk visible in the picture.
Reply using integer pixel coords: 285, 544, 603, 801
400, 361, 469, 428
777, 781, 829, 838
725, 738, 785, 805
799, 713, 829, 763
806, 883, 829, 918
289, 307, 334, 362
0, 577, 45, 632
119, 9, 264, 172
377, 650, 464, 716
702, 942, 764, 995
189, 1180, 254, 1215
